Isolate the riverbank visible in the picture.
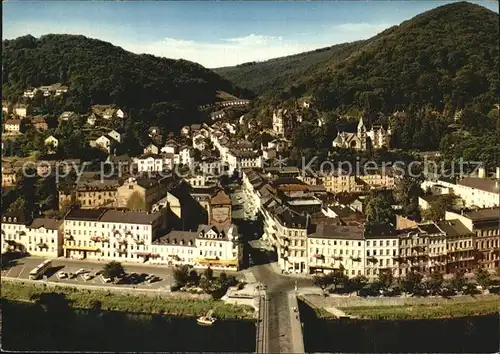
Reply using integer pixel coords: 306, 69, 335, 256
1, 280, 255, 320
299, 298, 499, 353
301, 293, 500, 320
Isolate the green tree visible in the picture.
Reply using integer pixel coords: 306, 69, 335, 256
378, 269, 394, 289
173, 264, 190, 287
203, 266, 214, 281
126, 191, 146, 211
102, 261, 125, 279
7, 197, 26, 213
450, 269, 467, 292
400, 271, 423, 294
365, 192, 395, 224
474, 267, 491, 289
424, 271, 444, 295
347, 275, 368, 295
421, 195, 458, 222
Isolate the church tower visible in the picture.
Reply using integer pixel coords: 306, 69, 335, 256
357, 116, 367, 151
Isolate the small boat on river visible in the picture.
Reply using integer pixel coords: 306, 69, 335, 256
197, 310, 216, 326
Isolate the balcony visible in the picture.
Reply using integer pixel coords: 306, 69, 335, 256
367, 256, 378, 263
90, 236, 102, 242
134, 238, 145, 245
333, 256, 343, 261
312, 254, 324, 259
350, 256, 362, 262
36, 242, 48, 249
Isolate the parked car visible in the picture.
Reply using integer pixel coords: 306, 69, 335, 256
69, 273, 78, 279
95, 270, 104, 276
75, 268, 87, 275
100, 275, 112, 283
57, 271, 68, 279
82, 273, 93, 281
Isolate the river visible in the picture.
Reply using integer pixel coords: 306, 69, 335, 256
2, 300, 256, 352
299, 299, 499, 353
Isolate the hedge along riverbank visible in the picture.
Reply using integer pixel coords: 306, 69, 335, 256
339, 297, 500, 320
1, 280, 256, 320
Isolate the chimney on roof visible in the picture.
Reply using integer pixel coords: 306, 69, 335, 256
478, 166, 486, 179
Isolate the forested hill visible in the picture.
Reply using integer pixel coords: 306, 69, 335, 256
216, 2, 499, 115
2, 34, 252, 119
213, 40, 367, 95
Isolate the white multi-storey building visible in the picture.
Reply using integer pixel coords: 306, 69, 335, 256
1, 214, 63, 258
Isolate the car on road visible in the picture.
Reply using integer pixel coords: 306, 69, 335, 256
75, 268, 87, 275
147, 275, 161, 283
95, 270, 104, 276
82, 273, 93, 281
100, 275, 112, 283
57, 271, 68, 279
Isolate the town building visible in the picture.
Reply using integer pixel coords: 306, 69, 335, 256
1, 214, 64, 258
3, 119, 23, 134
62, 208, 168, 261
14, 104, 32, 118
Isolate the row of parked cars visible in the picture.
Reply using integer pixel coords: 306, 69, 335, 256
56, 269, 161, 285
56, 269, 112, 282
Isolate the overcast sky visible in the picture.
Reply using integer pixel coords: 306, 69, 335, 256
3, 1, 498, 68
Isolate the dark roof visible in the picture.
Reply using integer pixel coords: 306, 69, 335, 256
436, 220, 472, 237
417, 223, 443, 235
1, 212, 28, 224
274, 207, 308, 229
152, 231, 197, 246
458, 177, 499, 194
463, 208, 500, 222
65, 208, 107, 221
271, 177, 306, 187
309, 223, 364, 240
419, 195, 442, 203
364, 222, 398, 239
29, 218, 62, 230
100, 210, 163, 224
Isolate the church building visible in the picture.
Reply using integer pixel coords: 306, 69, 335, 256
332, 117, 391, 151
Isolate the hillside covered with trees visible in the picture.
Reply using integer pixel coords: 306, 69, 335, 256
216, 2, 499, 117
2, 34, 253, 131
214, 40, 366, 96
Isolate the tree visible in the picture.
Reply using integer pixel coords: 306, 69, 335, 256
393, 176, 422, 221
173, 264, 190, 287
365, 191, 395, 224
102, 261, 125, 280
203, 266, 214, 281
450, 269, 467, 292
188, 270, 199, 285
126, 191, 146, 211
7, 197, 26, 213
422, 195, 458, 222
218, 272, 228, 285
378, 269, 394, 289
313, 275, 329, 290
400, 271, 423, 294
424, 271, 444, 295
347, 275, 368, 295
474, 267, 491, 289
